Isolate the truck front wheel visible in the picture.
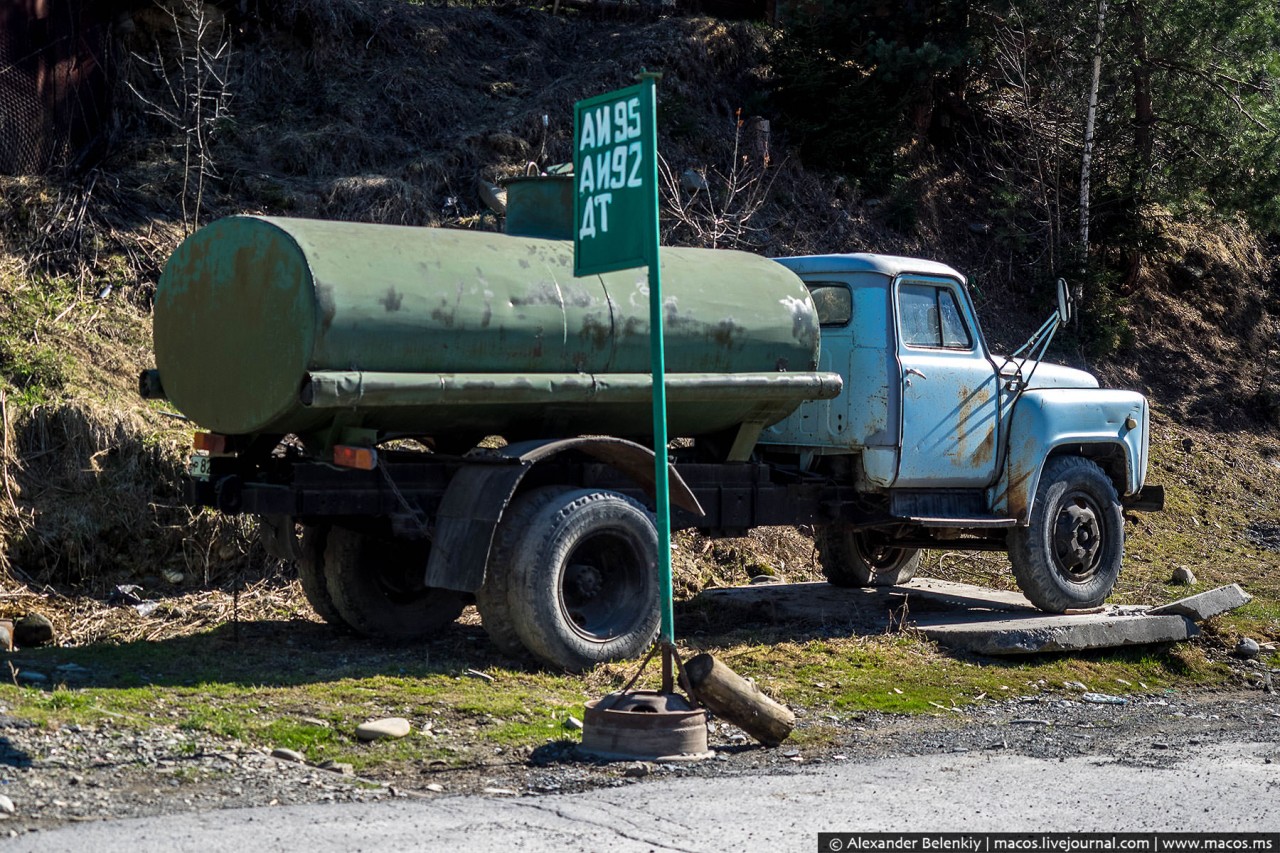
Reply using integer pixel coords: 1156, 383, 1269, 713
323, 527, 468, 640
815, 527, 921, 586
1007, 455, 1124, 612
504, 489, 660, 672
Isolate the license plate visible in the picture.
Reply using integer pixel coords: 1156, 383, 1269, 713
189, 454, 212, 481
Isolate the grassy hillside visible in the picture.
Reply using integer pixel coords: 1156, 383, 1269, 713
0, 0, 1277, 665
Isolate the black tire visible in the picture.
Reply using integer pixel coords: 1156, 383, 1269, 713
475, 486, 574, 659
296, 524, 349, 629
815, 526, 921, 586
323, 527, 467, 640
505, 489, 659, 672
1007, 455, 1124, 612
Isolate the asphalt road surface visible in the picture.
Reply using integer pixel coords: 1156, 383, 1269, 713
13, 737, 1278, 852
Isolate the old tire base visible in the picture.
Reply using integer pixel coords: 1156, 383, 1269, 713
1008, 455, 1124, 612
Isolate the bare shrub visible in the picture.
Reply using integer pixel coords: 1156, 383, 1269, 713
124, 0, 233, 232
659, 110, 778, 250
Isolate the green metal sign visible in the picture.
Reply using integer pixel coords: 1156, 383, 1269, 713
572, 81, 658, 276
572, 75, 676, 651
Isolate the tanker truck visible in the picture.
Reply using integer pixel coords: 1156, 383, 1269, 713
140, 177, 1163, 671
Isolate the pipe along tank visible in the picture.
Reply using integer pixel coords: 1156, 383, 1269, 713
149, 190, 841, 447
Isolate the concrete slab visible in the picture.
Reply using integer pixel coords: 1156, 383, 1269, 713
696, 578, 1037, 626
1147, 584, 1253, 621
692, 577, 1215, 656
915, 612, 1199, 655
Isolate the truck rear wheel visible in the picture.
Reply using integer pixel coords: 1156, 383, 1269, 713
323, 527, 467, 640
475, 486, 574, 659
815, 527, 921, 586
504, 489, 659, 672
1007, 455, 1124, 612
296, 524, 349, 629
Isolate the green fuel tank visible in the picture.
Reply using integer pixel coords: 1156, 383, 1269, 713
152, 215, 840, 441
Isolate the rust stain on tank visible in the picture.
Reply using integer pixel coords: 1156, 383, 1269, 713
230, 244, 263, 310
313, 283, 337, 333
431, 305, 456, 328
379, 287, 403, 312
711, 318, 745, 349
511, 281, 562, 307
580, 312, 612, 352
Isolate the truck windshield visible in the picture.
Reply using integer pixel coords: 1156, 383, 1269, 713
899, 283, 972, 349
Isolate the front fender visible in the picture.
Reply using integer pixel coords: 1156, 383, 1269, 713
991, 389, 1149, 523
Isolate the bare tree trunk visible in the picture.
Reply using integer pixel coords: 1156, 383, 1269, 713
1078, 0, 1107, 271
1128, 0, 1154, 172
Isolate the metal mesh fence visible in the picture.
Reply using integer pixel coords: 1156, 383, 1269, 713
0, 1, 112, 176
0, 24, 60, 174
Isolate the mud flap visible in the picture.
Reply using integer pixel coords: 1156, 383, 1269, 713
423, 437, 704, 593
1121, 484, 1165, 512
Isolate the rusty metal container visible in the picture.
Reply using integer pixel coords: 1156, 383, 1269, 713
501, 174, 574, 240
153, 215, 836, 440
579, 691, 711, 761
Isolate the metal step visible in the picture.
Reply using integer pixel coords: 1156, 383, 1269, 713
906, 516, 1018, 529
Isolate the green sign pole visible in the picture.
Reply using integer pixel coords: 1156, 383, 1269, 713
573, 74, 675, 667
636, 73, 674, 650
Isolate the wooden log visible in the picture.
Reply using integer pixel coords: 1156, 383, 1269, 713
684, 652, 794, 747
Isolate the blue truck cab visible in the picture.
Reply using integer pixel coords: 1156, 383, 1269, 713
760, 253, 1160, 612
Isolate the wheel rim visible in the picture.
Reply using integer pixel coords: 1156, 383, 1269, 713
1052, 492, 1104, 582
559, 530, 648, 643
856, 534, 906, 571
366, 537, 431, 605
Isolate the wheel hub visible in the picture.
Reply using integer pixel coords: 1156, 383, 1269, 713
561, 531, 647, 642
856, 535, 899, 570
566, 563, 604, 600
1055, 499, 1101, 577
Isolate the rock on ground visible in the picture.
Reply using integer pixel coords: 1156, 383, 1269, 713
356, 718, 412, 741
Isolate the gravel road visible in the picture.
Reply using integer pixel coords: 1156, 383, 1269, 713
5, 698, 1280, 852
1, 686, 1277, 844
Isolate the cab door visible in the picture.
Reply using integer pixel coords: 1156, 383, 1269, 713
892, 276, 999, 488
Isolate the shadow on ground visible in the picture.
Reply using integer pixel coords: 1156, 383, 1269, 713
2, 577, 1219, 692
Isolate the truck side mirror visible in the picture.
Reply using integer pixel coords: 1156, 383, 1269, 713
1056, 277, 1073, 324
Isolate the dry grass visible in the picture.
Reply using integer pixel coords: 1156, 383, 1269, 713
0, 578, 310, 647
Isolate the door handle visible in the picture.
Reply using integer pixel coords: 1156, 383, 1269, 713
904, 368, 927, 381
